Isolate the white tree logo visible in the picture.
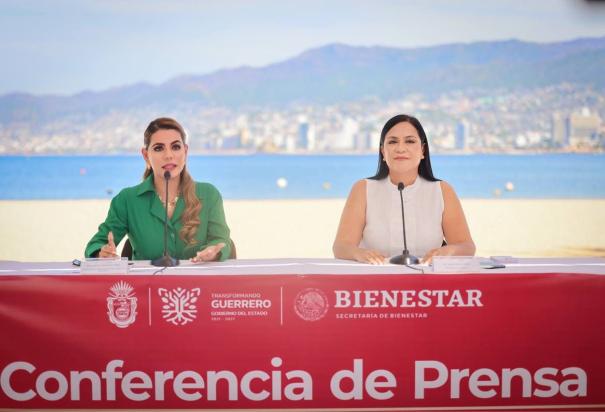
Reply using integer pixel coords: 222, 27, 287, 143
158, 287, 200, 325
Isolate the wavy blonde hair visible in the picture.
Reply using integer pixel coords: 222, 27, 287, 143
143, 117, 201, 247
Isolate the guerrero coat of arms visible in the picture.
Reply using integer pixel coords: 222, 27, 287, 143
107, 281, 138, 328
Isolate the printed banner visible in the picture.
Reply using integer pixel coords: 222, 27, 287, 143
1, 272, 604, 410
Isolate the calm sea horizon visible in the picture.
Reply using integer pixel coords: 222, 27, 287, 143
0, 153, 604, 200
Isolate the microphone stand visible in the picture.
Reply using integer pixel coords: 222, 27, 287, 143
390, 182, 419, 265
151, 170, 179, 267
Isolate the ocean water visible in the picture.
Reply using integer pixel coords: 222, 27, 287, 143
0, 154, 604, 200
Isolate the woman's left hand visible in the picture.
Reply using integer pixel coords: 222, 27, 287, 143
421, 245, 458, 264
190, 242, 226, 263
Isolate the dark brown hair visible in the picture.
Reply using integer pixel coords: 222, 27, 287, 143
369, 114, 439, 181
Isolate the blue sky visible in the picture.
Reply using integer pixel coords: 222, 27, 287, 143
1, 0, 604, 96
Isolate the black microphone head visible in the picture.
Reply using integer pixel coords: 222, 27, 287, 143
163, 170, 171, 180
397, 182, 404, 191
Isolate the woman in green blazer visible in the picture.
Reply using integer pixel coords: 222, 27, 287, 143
85, 117, 231, 262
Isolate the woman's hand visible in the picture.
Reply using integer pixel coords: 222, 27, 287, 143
190, 242, 226, 263
353, 248, 387, 265
99, 231, 119, 258
421, 245, 458, 264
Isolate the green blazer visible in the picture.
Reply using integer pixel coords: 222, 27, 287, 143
85, 176, 231, 261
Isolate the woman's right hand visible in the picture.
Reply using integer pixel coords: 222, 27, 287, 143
99, 231, 119, 258
190, 242, 226, 263
353, 248, 387, 265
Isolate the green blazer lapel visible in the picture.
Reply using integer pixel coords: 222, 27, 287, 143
170, 197, 185, 224
138, 175, 168, 226
150, 195, 170, 226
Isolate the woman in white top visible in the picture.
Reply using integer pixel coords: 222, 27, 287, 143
333, 114, 475, 264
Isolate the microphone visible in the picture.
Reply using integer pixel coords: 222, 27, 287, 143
151, 170, 179, 267
389, 182, 419, 265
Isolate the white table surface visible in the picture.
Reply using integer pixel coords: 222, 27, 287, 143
1, 257, 605, 276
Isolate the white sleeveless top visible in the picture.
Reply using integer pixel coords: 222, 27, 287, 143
360, 176, 444, 258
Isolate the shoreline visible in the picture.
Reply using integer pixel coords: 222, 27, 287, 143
1, 150, 605, 157
1, 198, 604, 262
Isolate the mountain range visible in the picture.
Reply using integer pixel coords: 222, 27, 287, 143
1, 36, 604, 124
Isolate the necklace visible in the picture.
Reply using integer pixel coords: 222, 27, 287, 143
158, 193, 179, 208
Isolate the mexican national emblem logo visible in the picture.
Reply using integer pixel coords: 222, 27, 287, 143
107, 281, 137, 328
158, 287, 201, 325
294, 288, 329, 321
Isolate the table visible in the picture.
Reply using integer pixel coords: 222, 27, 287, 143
1, 258, 604, 410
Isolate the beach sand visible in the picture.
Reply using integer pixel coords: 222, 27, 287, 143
1, 198, 604, 262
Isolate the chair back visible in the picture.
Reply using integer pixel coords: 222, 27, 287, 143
228, 238, 237, 259
121, 238, 133, 260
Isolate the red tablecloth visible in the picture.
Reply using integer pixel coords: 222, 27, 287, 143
1, 272, 604, 410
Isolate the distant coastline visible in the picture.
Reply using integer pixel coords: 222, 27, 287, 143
1, 147, 604, 157
1, 38, 604, 156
